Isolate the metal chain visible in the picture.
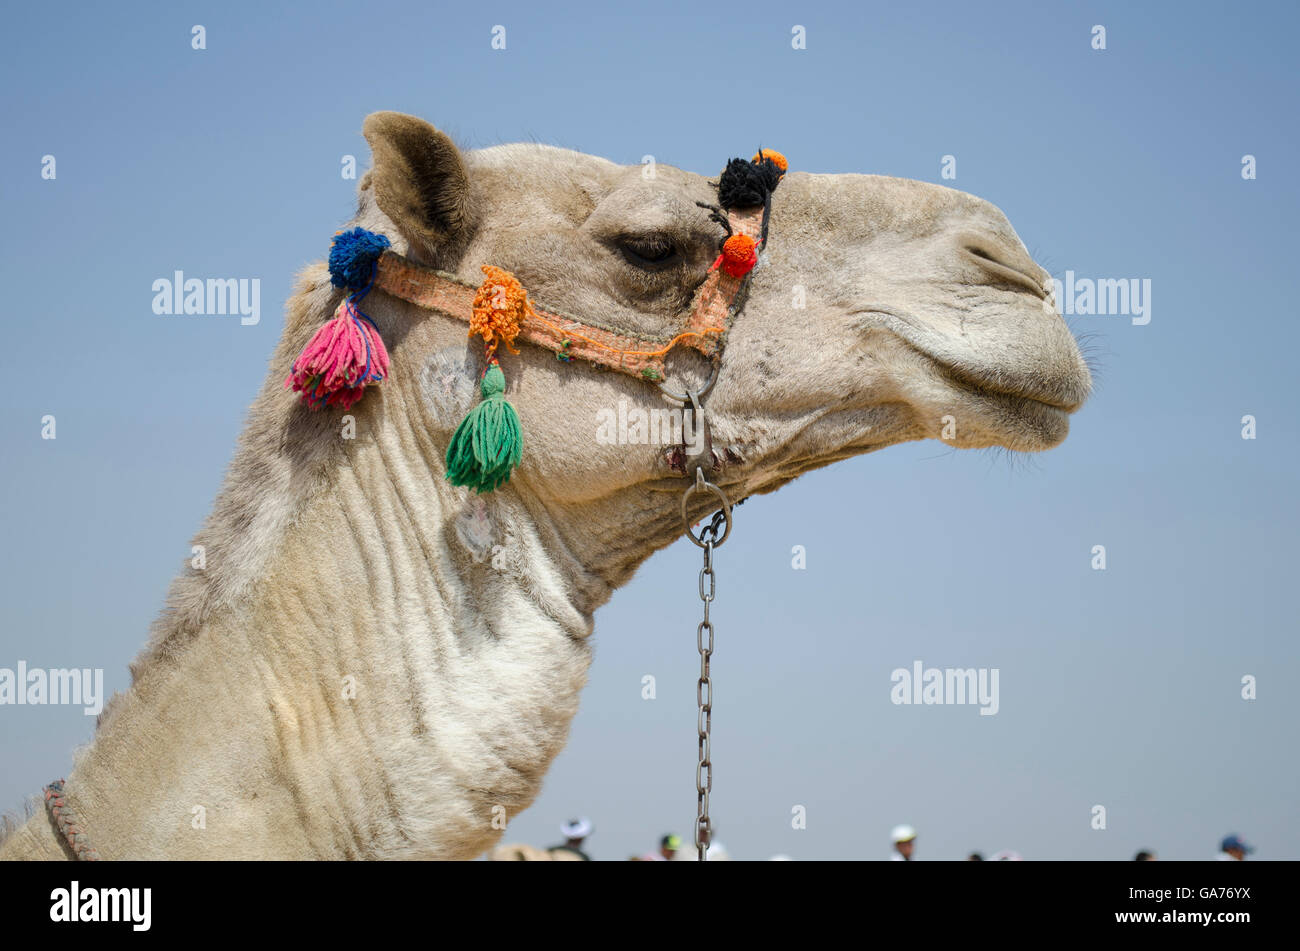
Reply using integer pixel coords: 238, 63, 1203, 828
671, 377, 735, 862
695, 517, 717, 860
681, 493, 733, 857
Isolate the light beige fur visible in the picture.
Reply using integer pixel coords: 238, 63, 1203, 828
0, 113, 1089, 860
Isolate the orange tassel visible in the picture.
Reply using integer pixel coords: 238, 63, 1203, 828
471, 265, 534, 356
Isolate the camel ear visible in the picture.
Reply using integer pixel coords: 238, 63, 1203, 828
362, 111, 475, 259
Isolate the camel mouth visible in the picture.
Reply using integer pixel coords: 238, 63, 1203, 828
850, 309, 1091, 414
918, 353, 1079, 450
929, 357, 1086, 414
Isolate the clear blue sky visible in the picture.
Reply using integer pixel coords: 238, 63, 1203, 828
2, 0, 1296, 860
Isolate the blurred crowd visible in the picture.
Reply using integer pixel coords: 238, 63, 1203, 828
488, 817, 1259, 862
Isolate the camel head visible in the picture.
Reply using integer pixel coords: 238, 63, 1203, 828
301, 112, 1091, 577
0, 112, 1096, 863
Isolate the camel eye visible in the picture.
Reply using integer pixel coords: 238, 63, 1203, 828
619, 234, 680, 269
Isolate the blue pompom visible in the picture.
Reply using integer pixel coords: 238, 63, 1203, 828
328, 228, 392, 289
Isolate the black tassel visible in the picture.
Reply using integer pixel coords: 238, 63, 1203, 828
718, 157, 781, 209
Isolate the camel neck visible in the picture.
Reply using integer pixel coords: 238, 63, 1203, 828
6, 392, 600, 859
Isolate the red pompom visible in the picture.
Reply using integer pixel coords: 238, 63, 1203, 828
717, 234, 759, 278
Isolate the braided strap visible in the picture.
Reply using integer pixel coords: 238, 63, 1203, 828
43, 780, 100, 861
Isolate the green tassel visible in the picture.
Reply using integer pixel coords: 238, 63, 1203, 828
445, 363, 523, 493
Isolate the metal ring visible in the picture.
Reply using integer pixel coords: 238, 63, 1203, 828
682, 476, 732, 548
658, 361, 719, 405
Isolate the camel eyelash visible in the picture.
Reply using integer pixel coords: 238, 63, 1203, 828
617, 233, 684, 270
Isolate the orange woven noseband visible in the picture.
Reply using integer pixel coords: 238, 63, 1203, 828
371, 203, 766, 383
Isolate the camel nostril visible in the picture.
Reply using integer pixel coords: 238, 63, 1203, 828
963, 244, 1048, 299
964, 244, 1022, 273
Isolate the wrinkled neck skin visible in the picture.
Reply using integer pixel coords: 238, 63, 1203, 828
0, 241, 713, 862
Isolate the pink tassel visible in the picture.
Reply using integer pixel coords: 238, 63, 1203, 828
286, 299, 390, 410
284, 298, 384, 410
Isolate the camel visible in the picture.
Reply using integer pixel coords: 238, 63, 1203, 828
0, 112, 1089, 860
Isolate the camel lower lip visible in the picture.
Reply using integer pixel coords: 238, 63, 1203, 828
966, 387, 1072, 448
